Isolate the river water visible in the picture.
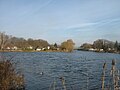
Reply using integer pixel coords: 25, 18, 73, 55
1, 51, 120, 90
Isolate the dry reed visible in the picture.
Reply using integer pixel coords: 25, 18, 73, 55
0, 58, 25, 90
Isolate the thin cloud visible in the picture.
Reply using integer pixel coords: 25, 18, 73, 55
32, 0, 53, 14
66, 17, 120, 31
94, 17, 120, 27
67, 23, 97, 30
20, 0, 53, 17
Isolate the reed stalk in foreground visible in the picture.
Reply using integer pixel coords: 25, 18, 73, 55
102, 60, 120, 90
110, 60, 120, 90
102, 62, 106, 90
49, 79, 56, 90
60, 77, 67, 90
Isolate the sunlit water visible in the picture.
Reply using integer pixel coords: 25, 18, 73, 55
1, 51, 120, 90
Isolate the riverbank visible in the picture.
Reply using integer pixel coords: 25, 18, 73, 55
77, 49, 120, 54
0, 49, 120, 54
0, 49, 71, 53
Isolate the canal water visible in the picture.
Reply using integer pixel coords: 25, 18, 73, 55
1, 51, 120, 90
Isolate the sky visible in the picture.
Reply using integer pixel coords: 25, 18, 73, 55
0, 0, 120, 46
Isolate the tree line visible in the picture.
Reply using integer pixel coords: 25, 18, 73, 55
80, 39, 120, 53
0, 32, 49, 50
0, 32, 75, 52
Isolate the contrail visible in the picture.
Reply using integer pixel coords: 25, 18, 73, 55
33, 0, 53, 14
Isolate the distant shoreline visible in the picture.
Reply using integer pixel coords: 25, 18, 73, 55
0, 49, 120, 54
0, 50, 69, 53
77, 49, 120, 54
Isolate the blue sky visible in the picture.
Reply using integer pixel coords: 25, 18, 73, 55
0, 0, 120, 46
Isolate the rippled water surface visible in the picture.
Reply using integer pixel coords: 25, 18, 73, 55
1, 51, 120, 90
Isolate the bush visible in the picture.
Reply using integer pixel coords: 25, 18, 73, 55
0, 59, 25, 90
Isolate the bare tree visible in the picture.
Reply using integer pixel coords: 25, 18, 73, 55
61, 39, 75, 52
0, 32, 11, 50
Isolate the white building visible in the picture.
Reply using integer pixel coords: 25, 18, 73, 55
36, 48, 41, 51
47, 46, 50, 50
89, 48, 95, 51
12, 46, 18, 50
28, 46, 33, 49
6, 47, 10, 50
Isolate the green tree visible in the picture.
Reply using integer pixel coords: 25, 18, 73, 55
114, 41, 119, 51
118, 45, 120, 51
54, 43, 58, 48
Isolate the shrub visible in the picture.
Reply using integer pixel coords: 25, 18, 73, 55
0, 59, 25, 90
